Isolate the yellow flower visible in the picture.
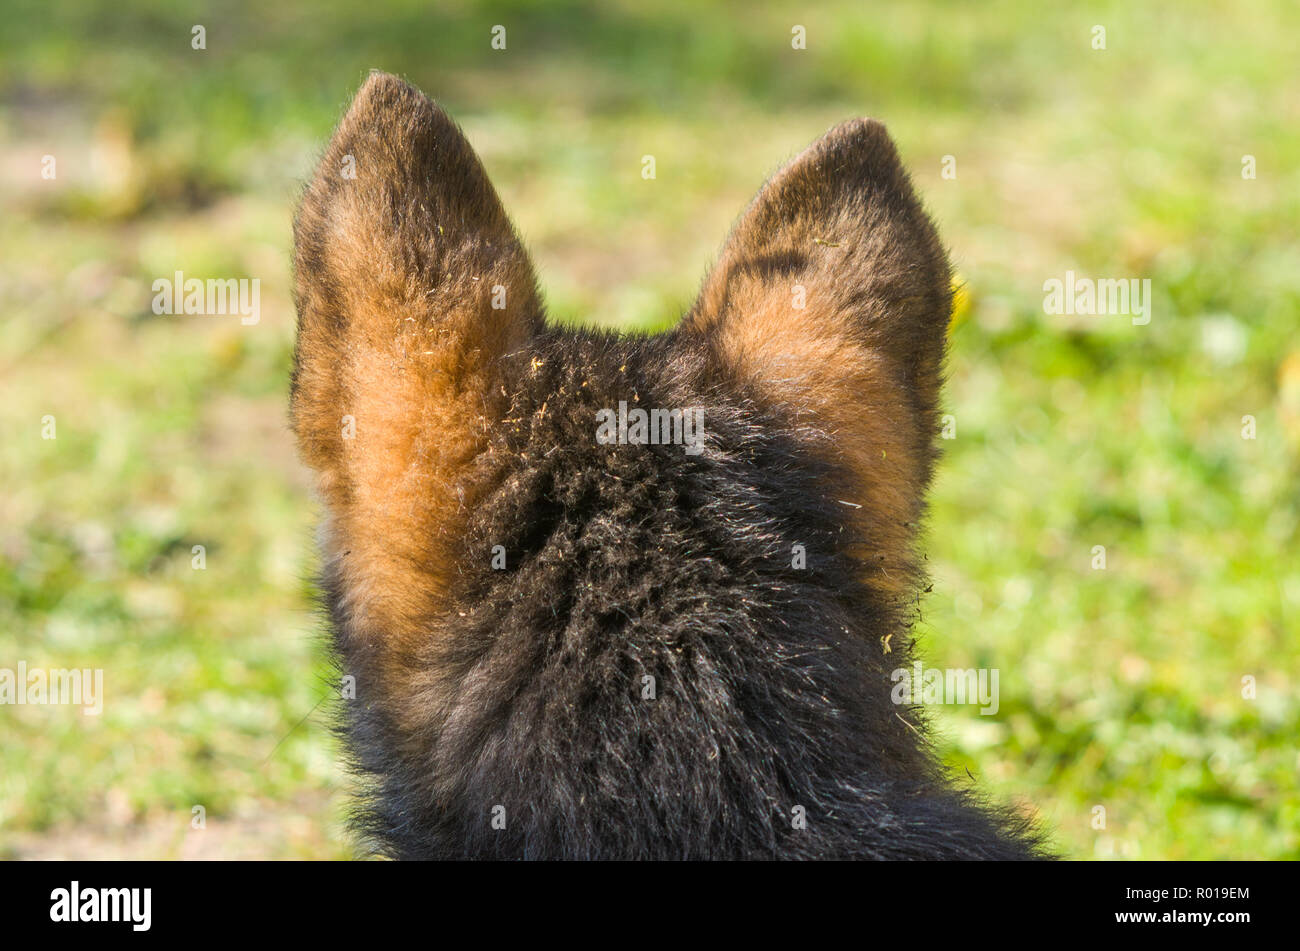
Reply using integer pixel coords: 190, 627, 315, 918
948, 276, 972, 333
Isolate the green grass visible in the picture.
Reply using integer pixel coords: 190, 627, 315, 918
1, 0, 1296, 859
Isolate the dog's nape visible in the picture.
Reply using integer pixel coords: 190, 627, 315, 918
291, 71, 1050, 859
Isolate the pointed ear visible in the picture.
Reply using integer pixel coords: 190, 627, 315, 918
685, 119, 952, 599
291, 72, 541, 643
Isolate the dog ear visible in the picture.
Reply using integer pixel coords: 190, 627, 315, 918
684, 119, 952, 601
291, 72, 542, 646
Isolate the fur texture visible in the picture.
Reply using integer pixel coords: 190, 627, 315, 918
291, 72, 1046, 859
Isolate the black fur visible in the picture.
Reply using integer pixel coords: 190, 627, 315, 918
294, 73, 1049, 860
326, 326, 1045, 859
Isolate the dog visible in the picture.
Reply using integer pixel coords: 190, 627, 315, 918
290, 72, 1046, 859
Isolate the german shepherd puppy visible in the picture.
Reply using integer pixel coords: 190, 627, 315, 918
291, 72, 1045, 859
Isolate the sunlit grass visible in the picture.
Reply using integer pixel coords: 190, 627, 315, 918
1, 0, 1296, 858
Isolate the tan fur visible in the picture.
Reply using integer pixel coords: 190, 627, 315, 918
291, 73, 541, 724
290, 76, 1043, 861
293, 79, 950, 734
686, 118, 952, 604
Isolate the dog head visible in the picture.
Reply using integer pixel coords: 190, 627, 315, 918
291, 72, 963, 857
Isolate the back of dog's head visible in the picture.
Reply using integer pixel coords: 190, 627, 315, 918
291, 72, 1041, 859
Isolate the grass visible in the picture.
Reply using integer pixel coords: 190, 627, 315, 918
1, 0, 1296, 859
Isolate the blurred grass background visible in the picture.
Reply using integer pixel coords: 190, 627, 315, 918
1, 0, 1296, 859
